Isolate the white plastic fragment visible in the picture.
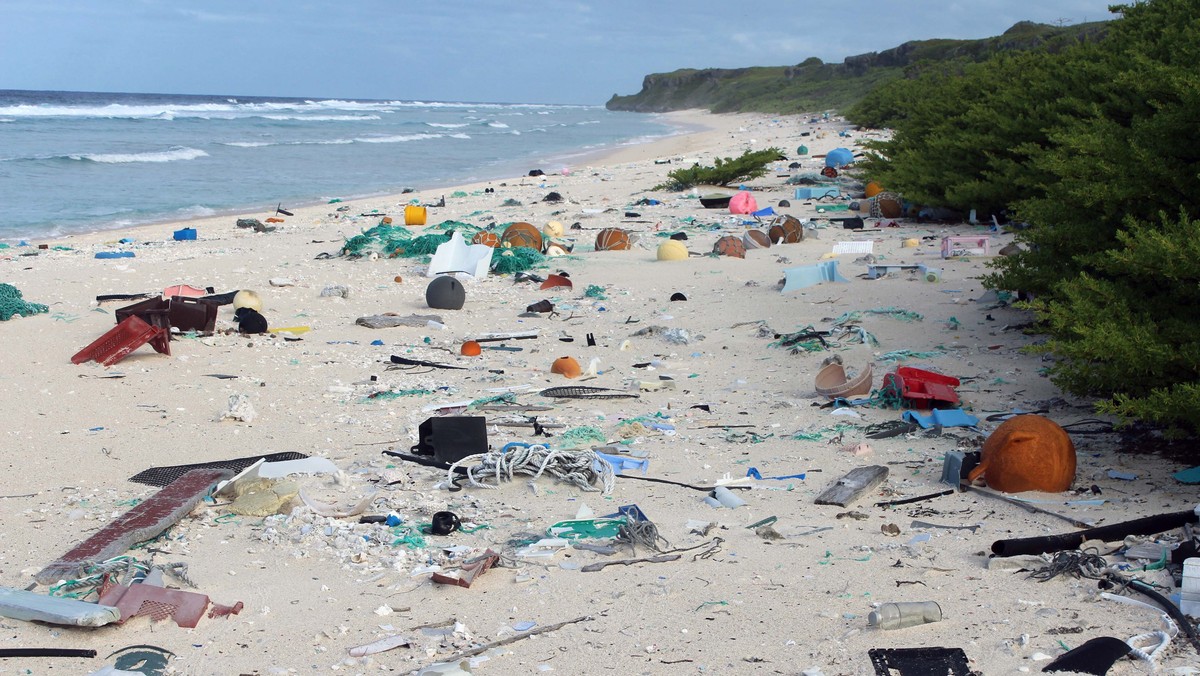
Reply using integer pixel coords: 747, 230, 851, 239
347, 633, 412, 657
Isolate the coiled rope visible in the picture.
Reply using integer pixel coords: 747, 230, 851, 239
448, 443, 615, 494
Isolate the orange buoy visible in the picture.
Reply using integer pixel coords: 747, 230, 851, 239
713, 235, 746, 259
595, 227, 632, 251
768, 215, 804, 244
550, 356, 582, 378
472, 231, 501, 248
501, 222, 542, 250
864, 181, 884, 199
460, 340, 482, 357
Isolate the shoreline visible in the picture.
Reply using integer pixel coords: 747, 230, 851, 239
5, 110, 716, 249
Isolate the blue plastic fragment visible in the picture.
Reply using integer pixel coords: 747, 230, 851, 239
617, 504, 649, 522
902, 409, 979, 429
746, 467, 806, 481
371, 339, 384, 346
1174, 466, 1200, 484
1107, 469, 1137, 481
595, 451, 648, 475
95, 251, 135, 259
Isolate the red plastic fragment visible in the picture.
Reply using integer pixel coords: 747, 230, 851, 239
431, 550, 499, 588
71, 315, 168, 366
97, 583, 210, 628
208, 601, 244, 619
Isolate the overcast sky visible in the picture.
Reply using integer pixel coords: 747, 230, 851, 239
0, 1, 1120, 105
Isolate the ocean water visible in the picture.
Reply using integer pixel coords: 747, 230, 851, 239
0, 90, 678, 242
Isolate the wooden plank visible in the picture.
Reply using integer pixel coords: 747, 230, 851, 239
815, 465, 889, 507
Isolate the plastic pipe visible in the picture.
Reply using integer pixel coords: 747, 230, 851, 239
991, 509, 1198, 557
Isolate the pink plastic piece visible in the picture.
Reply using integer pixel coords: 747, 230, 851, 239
728, 191, 758, 215
97, 583, 210, 628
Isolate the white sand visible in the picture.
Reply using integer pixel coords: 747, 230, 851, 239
1, 110, 1195, 675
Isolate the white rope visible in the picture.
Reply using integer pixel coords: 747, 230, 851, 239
1099, 591, 1178, 666
448, 444, 615, 494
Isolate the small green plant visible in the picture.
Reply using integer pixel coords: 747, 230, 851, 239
654, 147, 785, 191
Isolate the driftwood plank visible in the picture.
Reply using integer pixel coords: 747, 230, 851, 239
815, 465, 889, 507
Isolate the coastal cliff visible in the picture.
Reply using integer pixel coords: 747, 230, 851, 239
606, 21, 1107, 114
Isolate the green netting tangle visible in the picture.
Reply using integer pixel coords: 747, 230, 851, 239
490, 246, 545, 274
341, 224, 413, 257
341, 221, 486, 258
0, 283, 49, 321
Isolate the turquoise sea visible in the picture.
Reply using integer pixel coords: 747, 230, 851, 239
0, 90, 677, 242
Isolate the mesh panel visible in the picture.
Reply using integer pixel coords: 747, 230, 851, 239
128, 452, 307, 487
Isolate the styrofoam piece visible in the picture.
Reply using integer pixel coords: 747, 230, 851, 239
427, 231, 494, 278
832, 241, 873, 255
0, 587, 121, 627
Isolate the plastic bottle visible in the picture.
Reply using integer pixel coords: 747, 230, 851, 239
868, 601, 942, 630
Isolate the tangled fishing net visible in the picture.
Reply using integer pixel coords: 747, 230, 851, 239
340, 220, 484, 258
490, 246, 545, 275
0, 283, 48, 320
341, 224, 414, 257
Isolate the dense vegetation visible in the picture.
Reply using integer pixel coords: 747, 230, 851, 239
851, 0, 1200, 435
606, 21, 1107, 114
653, 148, 785, 191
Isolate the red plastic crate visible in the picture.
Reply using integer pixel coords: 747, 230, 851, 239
71, 315, 169, 367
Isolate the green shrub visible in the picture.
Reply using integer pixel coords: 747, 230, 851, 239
654, 147, 785, 191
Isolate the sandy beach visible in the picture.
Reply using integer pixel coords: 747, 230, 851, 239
2, 109, 1197, 676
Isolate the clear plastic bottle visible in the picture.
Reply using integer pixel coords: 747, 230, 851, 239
868, 601, 942, 630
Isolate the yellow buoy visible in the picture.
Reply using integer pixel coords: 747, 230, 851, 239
657, 240, 688, 261
232, 290, 263, 312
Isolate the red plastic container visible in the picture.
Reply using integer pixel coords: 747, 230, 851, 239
71, 315, 169, 366
882, 367, 960, 408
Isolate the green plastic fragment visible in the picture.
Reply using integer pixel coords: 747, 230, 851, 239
547, 517, 626, 539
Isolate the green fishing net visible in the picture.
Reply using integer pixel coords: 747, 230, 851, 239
341, 224, 413, 257
0, 283, 49, 321
490, 246, 544, 274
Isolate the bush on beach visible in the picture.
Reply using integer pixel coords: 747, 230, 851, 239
654, 147, 785, 191
849, 0, 1200, 436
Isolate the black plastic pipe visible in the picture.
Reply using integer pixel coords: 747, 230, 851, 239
991, 509, 1198, 557
0, 648, 96, 658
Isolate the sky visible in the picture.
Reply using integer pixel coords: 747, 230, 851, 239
0, 0, 1122, 105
